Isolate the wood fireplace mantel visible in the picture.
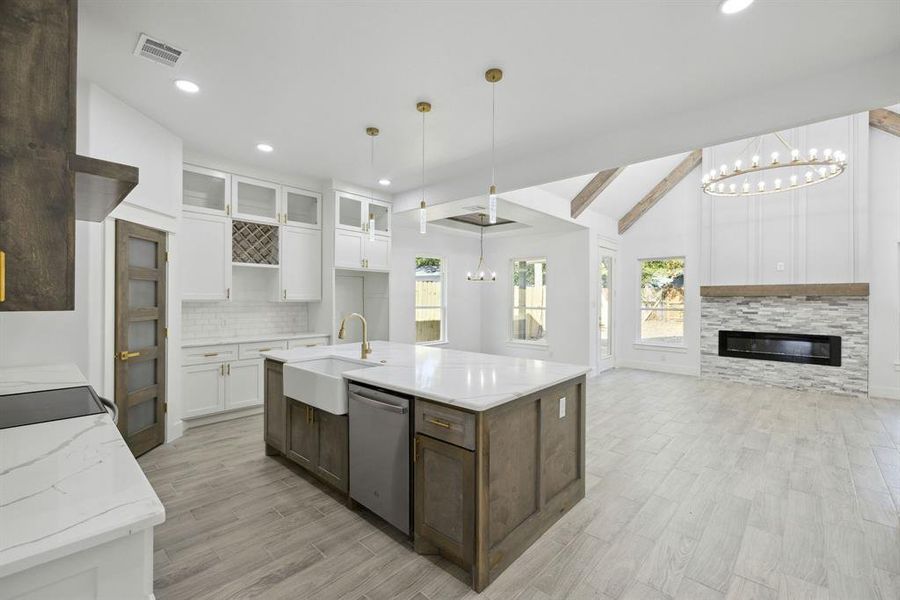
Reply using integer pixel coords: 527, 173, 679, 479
700, 283, 869, 298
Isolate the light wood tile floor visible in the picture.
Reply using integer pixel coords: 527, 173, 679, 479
139, 369, 900, 599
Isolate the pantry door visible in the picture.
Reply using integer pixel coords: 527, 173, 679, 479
115, 221, 167, 457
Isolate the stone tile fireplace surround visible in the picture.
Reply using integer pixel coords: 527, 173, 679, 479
700, 284, 869, 397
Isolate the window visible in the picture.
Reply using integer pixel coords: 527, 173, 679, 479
415, 257, 445, 343
511, 258, 548, 343
639, 257, 685, 346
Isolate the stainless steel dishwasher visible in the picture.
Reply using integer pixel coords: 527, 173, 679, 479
348, 383, 411, 534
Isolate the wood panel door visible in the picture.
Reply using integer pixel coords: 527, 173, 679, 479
414, 434, 475, 569
115, 221, 167, 457
315, 410, 348, 493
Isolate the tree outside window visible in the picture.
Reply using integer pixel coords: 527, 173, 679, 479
639, 258, 685, 345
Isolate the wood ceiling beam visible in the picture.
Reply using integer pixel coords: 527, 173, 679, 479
570, 166, 624, 219
617, 149, 702, 235
870, 108, 900, 137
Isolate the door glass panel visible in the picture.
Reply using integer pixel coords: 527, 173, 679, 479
128, 397, 157, 435
129, 238, 158, 269
183, 170, 226, 212
127, 359, 157, 393
129, 320, 157, 350
338, 196, 362, 228
370, 204, 389, 233
129, 279, 157, 308
285, 191, 318, 225
599, 255, 612, 359
236, 181, 277, 220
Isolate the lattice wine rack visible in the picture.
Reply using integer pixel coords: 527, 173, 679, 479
232, 220, 279, 265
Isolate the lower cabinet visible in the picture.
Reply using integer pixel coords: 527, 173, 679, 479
182, 357, 263, 419
285, 397, 349, 493
414, 433, 475, 569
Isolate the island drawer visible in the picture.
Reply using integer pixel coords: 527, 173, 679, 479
182, 344, 239, 365
416, 399, 476, 451
239, 340, 287, 360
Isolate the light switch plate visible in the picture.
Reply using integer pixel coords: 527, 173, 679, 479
559, 397, 566, 419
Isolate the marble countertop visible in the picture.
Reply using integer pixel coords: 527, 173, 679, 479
0, 364, 165, 578
182, 332, 330, 348
264, 341, 589, 412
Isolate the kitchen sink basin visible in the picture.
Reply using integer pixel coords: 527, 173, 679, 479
283, 357, 379, 415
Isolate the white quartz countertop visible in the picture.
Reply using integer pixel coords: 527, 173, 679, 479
0, 364, 165, 578
263, 341, 589, 412
182, 332, 330, 348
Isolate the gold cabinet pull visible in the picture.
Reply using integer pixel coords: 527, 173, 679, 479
0, 250, 5, 303
283, 289, 287, 300
226, 363, 231, 375
426, 417, 452, 429
220, 364, 225, 376
118, 351, 141, 361
258, 347, 273, 352
203, 352, 219, 357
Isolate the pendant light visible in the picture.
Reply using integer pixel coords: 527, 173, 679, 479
466, 214, 496, 282
366, 127, 379, 241
417, 101, 431, 235
485, 68, 503, 224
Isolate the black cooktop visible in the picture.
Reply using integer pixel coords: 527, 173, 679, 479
0, 386, 106, 430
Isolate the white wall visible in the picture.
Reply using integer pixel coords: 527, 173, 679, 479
868, 107, 900, 399
480, 229, 592, 366
389, 225, 483, 352
616, 168, 702, 376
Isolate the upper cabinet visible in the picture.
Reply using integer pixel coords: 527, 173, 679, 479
282, 187, 321, 228
333, 191, 391, 271
232, 176, 280, 224
181, 213, 232, 301
183, 165, 231, 216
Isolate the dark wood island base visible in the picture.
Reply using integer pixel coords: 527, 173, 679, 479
413, 375, 587, 592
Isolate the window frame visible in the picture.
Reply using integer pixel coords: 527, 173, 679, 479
414, 255, 448, 345
508, 256, 549, 347
635, 256, 686, 349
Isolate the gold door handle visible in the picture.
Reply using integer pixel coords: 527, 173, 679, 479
0, 250, 5, 303
118, 351, 141, 361
426, 417, 452, 429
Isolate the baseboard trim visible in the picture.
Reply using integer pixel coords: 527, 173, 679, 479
616, 360, 700, 377
183, 405, 263, 429
868, 385, 900, 400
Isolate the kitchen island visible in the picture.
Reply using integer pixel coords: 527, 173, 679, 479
262, 341, 588, 592
0, 364, 165, 600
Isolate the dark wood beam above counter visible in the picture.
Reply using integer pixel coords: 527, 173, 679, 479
70, 154, 139, 222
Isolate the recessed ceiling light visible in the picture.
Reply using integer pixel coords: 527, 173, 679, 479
378, 178, 391, 186
174, 79, 199, 94
720, 0, 754, 14
256, 143, 274, 153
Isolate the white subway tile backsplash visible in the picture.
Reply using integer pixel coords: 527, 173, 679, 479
182, 301, 308, 342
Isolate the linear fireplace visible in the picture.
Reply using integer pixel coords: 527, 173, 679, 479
718, 330, 841, 367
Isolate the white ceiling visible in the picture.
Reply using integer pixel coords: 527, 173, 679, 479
79, 1, 900, 202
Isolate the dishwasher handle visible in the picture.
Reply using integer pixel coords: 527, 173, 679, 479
350, 390, 408, 414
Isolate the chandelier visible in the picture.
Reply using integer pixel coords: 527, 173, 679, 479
702, 132, 847, 197
466, 214, 496, 282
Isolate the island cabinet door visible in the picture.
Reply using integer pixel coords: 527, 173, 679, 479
287, 399, 318, 468
314, 410, 349, 493
263, 360, 285, 454
414, 434, 475, 569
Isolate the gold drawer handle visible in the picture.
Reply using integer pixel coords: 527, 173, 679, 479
426, 417, 452, 429
258, 347, 273, 352
203, 352, 219, 357
118, 351, 141, 361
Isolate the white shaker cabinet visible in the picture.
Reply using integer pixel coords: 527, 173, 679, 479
181, 213, 232, 301
182, 362, 226, 418
333, 191, 391, 271
226, 359, 264, 410
182, 346, 264, 419
280, 226, 322, 301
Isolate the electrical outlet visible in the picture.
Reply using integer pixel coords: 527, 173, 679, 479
776, 262, 785, 272
559, 397, 566, 419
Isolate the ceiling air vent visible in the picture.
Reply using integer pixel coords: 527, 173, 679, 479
133, 33, 184, 67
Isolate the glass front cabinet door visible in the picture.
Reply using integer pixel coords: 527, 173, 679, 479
183, 165, 231, 216
282, 186, 321, 228
232, 175, 280, 224
336, 192, 365, 231
368, 199, 390, 236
